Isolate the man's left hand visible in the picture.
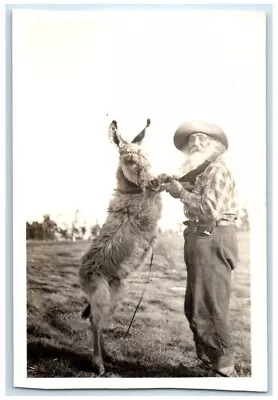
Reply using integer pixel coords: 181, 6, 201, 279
164, 180, 184, 199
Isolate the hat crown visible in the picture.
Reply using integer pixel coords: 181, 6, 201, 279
174, 120, 228, 151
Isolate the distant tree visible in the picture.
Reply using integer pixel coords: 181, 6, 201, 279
157, 226, 162, 235
240, 207, 250, 231
26, 212, 104, 241
71, 209, 89, 241
42, 214, 57, 240
56, 226, 71, 240
26, 221, 43, 240
26, 222, 32, 239
236, 206, 250, 231
91, 222, 101, 237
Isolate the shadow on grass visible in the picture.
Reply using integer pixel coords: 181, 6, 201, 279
28, 341, 93, 373
27, 341, 211, 378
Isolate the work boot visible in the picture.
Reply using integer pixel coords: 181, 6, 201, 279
210, 352, 237, 377
213, 366, 239, 377
196, 343, 211, 368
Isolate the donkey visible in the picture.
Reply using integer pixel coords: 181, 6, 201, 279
79, 118, 163, 375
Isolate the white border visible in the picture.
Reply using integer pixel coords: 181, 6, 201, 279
12, 6, 268, 392
1, 2, 7, 398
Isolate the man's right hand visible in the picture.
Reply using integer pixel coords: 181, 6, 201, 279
164, 180, 184, 199
182, 182, 195, 191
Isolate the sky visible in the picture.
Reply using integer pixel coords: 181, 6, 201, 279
12, 9, 266, 230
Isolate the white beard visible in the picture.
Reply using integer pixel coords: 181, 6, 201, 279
174, 142, 225, 179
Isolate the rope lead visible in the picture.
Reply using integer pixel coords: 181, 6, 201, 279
124, 250, 154, 339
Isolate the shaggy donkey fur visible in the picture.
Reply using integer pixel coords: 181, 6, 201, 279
79, 118, 163, 375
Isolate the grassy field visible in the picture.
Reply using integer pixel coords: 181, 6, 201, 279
27, 231, 251, 378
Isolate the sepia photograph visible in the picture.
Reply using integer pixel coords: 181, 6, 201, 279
12, 6, 267, 391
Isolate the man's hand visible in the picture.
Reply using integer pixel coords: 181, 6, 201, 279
164, 180, 184, 199
183, 182, 195, 191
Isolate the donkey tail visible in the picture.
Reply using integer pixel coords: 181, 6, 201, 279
81, 303, 91, 319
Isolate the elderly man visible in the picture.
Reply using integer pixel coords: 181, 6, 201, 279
163, 121, 239, 377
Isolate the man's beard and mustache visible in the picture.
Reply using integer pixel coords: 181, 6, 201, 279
175, 139, 226, 179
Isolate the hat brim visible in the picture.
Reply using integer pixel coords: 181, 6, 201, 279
173, 121, 229, 151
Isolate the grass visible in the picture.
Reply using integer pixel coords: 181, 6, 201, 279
27, 231, 251, 378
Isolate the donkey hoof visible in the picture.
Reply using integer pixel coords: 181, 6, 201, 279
147, 178, 160, 191
158, 173, 172, 184
93, 358, 105, 376
98, 365, 105, 376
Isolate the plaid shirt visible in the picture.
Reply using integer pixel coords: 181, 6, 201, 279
180, 157, 238, 222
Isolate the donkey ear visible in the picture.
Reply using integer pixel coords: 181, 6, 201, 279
108, 120, 125, 147
131, 118, 151, 144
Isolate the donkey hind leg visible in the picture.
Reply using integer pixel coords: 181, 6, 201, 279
90, 316, 105, 376
89, 280, 111, 376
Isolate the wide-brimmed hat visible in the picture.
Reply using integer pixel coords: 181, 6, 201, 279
173, 120, 229, 151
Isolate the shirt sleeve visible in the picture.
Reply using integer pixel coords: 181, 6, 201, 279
180, 163, 234, 221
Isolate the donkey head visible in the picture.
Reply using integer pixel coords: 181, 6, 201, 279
108, 119, 156, 191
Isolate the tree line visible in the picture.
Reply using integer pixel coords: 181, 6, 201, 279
26, 214, 101, 241
26, 207, 249, 241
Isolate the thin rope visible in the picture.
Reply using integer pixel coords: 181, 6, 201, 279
124, 250, 154, 339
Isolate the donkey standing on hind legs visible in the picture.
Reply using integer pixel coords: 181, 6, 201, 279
79, 118, 163, 376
